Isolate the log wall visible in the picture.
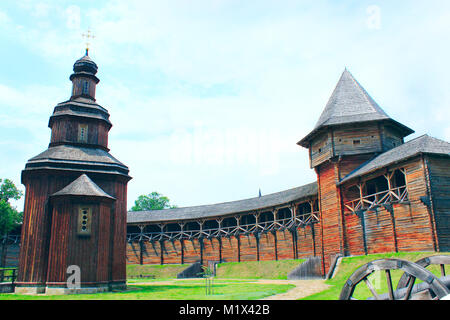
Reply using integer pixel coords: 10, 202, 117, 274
425, 155, 450, 251
127, 223, 322, 267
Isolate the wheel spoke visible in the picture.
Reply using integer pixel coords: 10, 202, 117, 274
385, 270, 395, 300
403, 275, 416, 300
364, 277, 380, 300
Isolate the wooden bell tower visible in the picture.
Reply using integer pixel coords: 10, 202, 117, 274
15, 50, 132, 294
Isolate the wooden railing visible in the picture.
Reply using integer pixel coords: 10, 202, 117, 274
0, 235, 21, 245
127, 211, 320, 243
344, 185, 408, 213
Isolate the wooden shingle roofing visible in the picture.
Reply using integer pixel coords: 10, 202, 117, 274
298, 69, 414, 147
127, 182, 318, 224
339, 134, 450, 185
24, 145, 130, 176
51, 173, 115, 200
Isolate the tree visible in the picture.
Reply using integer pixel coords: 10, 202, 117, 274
130, 192, 177, 211
0, 178, 23, 267
0, 178, 23, 236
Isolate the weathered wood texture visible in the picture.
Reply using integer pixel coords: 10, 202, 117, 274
124, 154, 446, 279
425, 155, 450, 251
127, 223, 322, 266
332, 124, 382, 156
309, 123, 403, 169
316, 161, 343, 274
340, 157, 437, 257
50, 118, 109, 149
46, 200, 112, 286
71, 77, 97, 99
0, 243, 20, 268
17, 172, 128, 287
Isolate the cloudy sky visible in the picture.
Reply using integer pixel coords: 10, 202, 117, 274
1, 0, 449, 211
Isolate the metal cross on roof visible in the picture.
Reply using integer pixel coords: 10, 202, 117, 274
82, 29, 95, 55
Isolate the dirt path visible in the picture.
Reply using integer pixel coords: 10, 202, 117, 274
130, 278, 329, 300
255, 279, 330, 300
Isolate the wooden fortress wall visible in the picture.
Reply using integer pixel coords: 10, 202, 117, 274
340, 155, 439, 258
126, 155, 449, 276
126, 224, 321, 266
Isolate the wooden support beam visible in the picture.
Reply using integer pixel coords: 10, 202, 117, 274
421, 155, 439, 252
357, 210, 368, 255
237, 235, 241, 262
181, 239, 184, 265
255, 232, 260, 261
273, 231, 278, 261
138, 241, 143, 265
159, 240, 164, 265
218, 237, 222, 263
311, 223, 316, 257
199, 237, 204, 265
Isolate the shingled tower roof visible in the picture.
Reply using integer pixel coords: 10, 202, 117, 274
298, 69, 414, 147
51, 174, 115, 200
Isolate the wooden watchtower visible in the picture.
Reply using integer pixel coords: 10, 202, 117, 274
297, 69, 415, 274
15, 51, 131, 294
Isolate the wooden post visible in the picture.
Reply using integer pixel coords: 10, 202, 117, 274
180, 239, 184, 265
421, 155, 439, 251
237, 235, 241, 262
138, 225, 145, 265
235, 216, 241, 262
273, 209, 278, 260
311, 223, 316, 257
199, 237, 204, 265
274, 231, 278, 261
218, 237, 222, 263
357, 210, 368, 255
291, 206, 298, 259
159, 240, 164, 265
139, 241, 144, 265
179, 223, 185, 264
385, 204, 398, 253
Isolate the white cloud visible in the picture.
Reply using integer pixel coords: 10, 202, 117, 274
2, 1, 450, 210
66, 5, 81, 30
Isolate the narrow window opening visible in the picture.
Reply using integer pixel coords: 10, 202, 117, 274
82, 81, 90, 95
353, 139, 361, 145
78, 206, 92, 236
78, 124, 88, 143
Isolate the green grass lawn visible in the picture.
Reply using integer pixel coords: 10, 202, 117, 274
300, 251, 450, 300
2, 252, 447, 300
0, 279, 294, 300
126, 263, 190, 279
215, 259, 305, 279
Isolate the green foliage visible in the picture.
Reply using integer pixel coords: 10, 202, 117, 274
0, 178, 22, 202
130, 192, 177, 211
0, 179, 23, 237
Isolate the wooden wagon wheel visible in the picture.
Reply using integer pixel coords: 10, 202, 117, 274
397, 255, 450, 289
339, 258, 449, 300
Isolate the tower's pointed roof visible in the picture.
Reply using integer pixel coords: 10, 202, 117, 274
51, 174, 115, 200
298, 69, 414, 147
